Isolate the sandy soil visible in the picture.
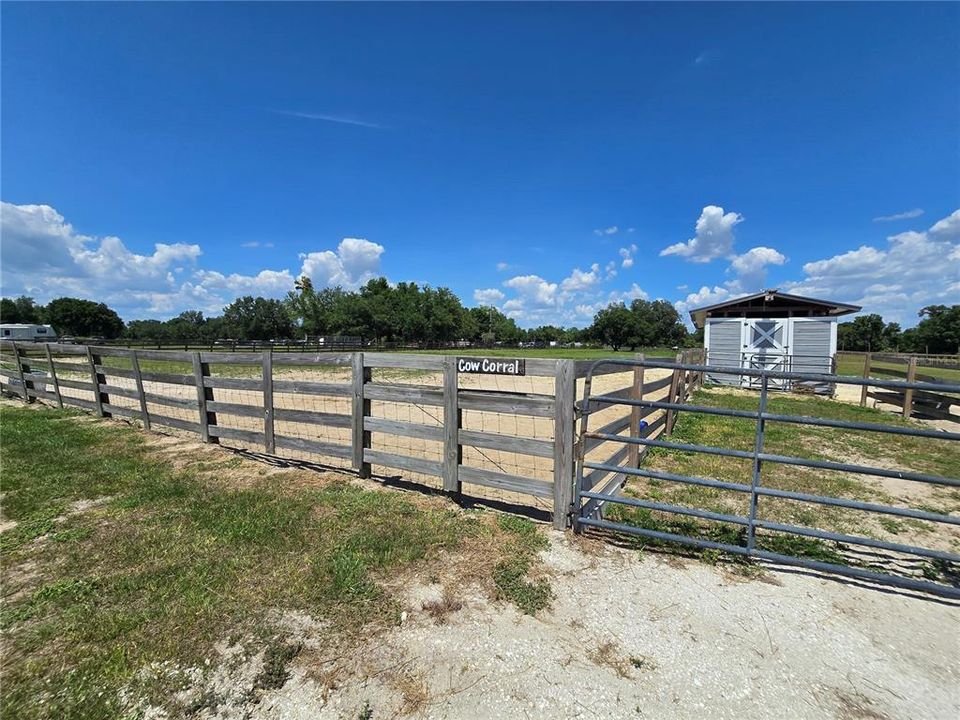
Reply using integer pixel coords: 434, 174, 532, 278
156, 534, 960, 720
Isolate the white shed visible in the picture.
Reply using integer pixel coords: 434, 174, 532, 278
690, 290, 860, 391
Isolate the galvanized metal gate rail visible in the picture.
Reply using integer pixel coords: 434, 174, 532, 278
573, 358, 960, 599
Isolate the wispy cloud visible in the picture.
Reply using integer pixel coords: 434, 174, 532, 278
270, 109, 384, 129
873, 208, 924, 222
241, 241, 275, 249
593, 226, 619, 236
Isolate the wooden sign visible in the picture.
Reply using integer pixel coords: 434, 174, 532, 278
456, 357, 526, 376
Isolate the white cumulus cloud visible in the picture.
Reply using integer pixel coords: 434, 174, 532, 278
503, 275, 559, 308
784, 209, 959, 325
660, 205, 743, 263
560, 264, 602, 293
727, 246, 787, 292
0, 201, 388, 319
473, 288, 505, 305
298, 237, 384, 289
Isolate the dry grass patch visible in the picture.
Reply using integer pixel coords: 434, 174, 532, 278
421, 588, 464, 624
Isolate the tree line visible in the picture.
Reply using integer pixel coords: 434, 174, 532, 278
837, 306, 960, 354
0, 278, 692, 348
4, 283, 956, 354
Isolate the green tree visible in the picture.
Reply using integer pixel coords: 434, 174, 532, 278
837, 314, 899, 352
124, 319, 169, 340
222, 296, 293, 341
45, 297, 124, 338
629, 299, 688, 348
468, 306, 522, 344
0, 296, 46, 324
590, 303, 635, 351
908, 305, 960, 354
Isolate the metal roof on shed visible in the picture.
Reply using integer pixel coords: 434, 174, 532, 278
689, 289, 860, 328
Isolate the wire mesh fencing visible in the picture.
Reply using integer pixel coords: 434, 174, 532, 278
1, 342, 596, 526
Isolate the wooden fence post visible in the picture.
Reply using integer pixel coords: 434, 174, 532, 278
553, 359, 575, 530
87, 346, 110, 417
860, 353, 872, 407
442, 356, 461, 494
44, 343, 63, 408
11, 342, 29, 403
628, 353, 645, 468
192, 352, 217, 443
665, 351, 683, 436
902, 356, 917, 420
352, 352, 371, 478
131, 349, 149, 430
262, 349, 275, 453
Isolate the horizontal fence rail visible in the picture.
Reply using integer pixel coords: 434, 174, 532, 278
574, 357, 960, 599
1, 342, 631, 528
846, 352, 959, 425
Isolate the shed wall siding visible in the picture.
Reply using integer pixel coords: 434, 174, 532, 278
705, 319, 743, 386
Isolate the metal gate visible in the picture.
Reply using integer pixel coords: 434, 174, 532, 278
573, 357, 960, 599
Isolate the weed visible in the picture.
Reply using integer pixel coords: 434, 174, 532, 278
255, 640, 302, 691
700, 549, 721, 565
0, 508, 61, 552
878, 517, 903, 535
421, 589, 464, 624
492, 556, 552, 615
589, 641, 633, 678
357, 700, 374, 720
630, 655, 657, 671
49, 526, 94, 543
392, 670, 430, 715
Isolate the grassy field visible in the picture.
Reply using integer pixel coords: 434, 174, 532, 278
607, 387, 960, 572
0, 405, 551, 720
400, 346, 679, 360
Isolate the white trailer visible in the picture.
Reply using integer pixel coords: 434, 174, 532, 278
0, 324, 57, 341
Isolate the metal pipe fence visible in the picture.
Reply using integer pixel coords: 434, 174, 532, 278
574, 358, 960, 599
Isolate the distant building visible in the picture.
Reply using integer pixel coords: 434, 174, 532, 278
0, 324, 57, 341
689, 290, 860, 390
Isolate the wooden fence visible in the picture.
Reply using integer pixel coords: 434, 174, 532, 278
854, 352, 959, 424
0, 341, 702, 528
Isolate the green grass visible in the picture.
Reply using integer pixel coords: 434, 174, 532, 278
491, 515, 552, 614
0, 405, 551, 719
397, 346, 679, 360
608, 387, 960, 568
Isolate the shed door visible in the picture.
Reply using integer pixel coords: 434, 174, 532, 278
743, 319, 788, 388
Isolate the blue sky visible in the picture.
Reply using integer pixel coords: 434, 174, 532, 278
2, 2, 958, 327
